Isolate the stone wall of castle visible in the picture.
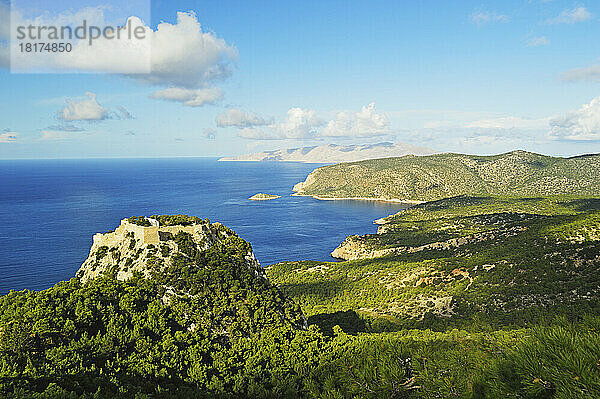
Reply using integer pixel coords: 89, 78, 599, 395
91, 219, 208, 249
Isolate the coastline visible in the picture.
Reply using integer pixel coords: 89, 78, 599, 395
291, 192, 424, 205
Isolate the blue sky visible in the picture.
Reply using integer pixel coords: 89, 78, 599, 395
0, 0, 599, 158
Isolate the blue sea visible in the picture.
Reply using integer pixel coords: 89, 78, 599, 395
0, 158, 408, 294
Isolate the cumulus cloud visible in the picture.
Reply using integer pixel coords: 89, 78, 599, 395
224, 103, 393, 140
548, 96, 600, 141
546, 7, 592, 24
150, 87, 223, 107
215, 109, 268, 128
322, 103, 391, 137
139, 12, 237, 89
526, 36, 550, 47
269, 108, 324, 139
8, 9, 236, 107
470, 11, 509, 26
202, 128, 216, 139
0, 131, 18, 143
562, 64, 600, 82
237, 108, 324, 140
56, 93, 134, 121
58, 92, 110, 121
9, 9, 236, 79
8, 7, 149, 73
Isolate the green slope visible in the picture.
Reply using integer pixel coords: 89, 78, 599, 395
2, 207, 600, 398
293, 151, 600, 201
267, 196, 600, 330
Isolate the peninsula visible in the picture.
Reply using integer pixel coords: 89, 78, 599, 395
293, 150, 600, 202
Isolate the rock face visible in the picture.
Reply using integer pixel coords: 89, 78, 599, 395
332, 226, 526, 260
219, 142, 436, 163
77, 218, 246, 282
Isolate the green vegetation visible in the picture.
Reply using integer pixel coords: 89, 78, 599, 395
151, 215, 207, 226
269, 196, 600, 330
127, 215, 207, 227
293, 151, 600, 201
2, 201, 600, 398
127, 216, 152, 226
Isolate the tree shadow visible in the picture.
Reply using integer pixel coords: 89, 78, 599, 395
308, 310, 367, 335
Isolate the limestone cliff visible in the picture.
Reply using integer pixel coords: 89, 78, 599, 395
77, 217, 261, 282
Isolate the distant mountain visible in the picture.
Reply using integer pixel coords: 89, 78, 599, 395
218, 142, 437, 163
293, 150, 600, 202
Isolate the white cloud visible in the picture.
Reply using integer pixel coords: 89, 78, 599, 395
203, 128, 216, 139
237, 109, 323, 140
562, 64, 600, 82
549, 96, 600, 141
546, 7, 592, 24
7, 9, 236, 107
0, 131, 18, 143
150, 87, 223, 107
9, 7, 149, 73
139, 12, 237, 88
322, 103, 391, 137
58, 92, 110, 121
216, 109, 268, 128
470, 11, 509, 26
227, 103, 391, 140
238, 108, 325, 140
526, 36, 550, 47
268, 108, 324, 139
9, 9, 237, 82
235, 108, 323, 140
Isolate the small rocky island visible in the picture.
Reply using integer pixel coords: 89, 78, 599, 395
249, 193, 281, 201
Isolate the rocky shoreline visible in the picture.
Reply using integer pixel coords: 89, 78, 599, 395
291, 192, 424, 205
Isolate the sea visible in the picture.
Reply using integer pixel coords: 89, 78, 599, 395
0, 158, 409, 294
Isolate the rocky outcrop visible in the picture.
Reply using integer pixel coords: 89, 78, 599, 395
249, 193, 281, 201
76, 216, 308, 332
331, 236, 397, 260
77, 218, 253, 282
332, 226, 527, 260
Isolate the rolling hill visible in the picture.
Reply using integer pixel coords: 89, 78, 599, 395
293, 150, 600, 201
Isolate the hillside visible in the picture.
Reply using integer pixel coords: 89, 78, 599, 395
2, 210, 600, 398
218, 142, 436, 163
268, 196, 600, 328
293, 150, 600, 201
77, 215, 306, 334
